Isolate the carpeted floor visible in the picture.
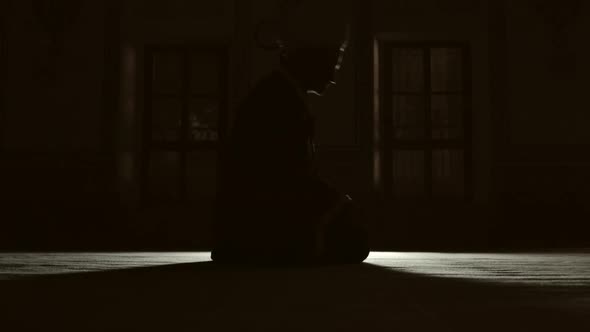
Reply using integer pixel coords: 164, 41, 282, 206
1, 252, 589, 331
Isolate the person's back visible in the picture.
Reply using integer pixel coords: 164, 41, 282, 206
214, 70, 326, 263
228, 70, 313, 193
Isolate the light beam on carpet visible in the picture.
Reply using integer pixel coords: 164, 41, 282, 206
0, 252, 211, 279
366, 251, 590, 286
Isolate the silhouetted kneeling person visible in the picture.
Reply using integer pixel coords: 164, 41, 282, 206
212, 1, 369, 264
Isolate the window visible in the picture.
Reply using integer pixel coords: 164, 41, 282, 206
141, 46, 228, 204
378, 42, 472, 200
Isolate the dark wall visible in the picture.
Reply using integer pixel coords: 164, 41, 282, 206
1, 0, 588, 250
493, 1, 590, 248
367, 0, 493, 249
0, 1, 116, 249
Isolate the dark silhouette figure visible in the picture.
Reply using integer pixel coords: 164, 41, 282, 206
212, 28, 368, 265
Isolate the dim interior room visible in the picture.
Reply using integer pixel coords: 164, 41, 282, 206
0, 0, 589, 331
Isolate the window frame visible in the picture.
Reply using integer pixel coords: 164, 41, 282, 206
140, 44, 229, 204
378, 41, 473, 201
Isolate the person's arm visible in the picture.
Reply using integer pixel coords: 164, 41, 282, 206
313, 193, 352, 258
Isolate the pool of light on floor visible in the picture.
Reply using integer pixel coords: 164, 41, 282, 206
367, 251, 590, 287
0, 252, 211, 278
1, 251, 589, 286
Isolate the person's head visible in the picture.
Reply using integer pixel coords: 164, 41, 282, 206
275, 0, 351, 95
280, 41, 347, 96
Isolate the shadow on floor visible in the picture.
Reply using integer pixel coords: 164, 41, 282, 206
2, 261, 589, 332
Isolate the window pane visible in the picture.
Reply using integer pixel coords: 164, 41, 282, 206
431, 48, 463, 92
392, 48, 424, 92
432, 150, 464, 197
188, 99, 218, 142
393, 95, 425, 139
152, 99, 182, 142
431, 95, 463, 139
190, 54, 219, 94
187, 151, 218, 200
152, 53, 182, 93
393, 150, 425, 197
147, 151, 180, 202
